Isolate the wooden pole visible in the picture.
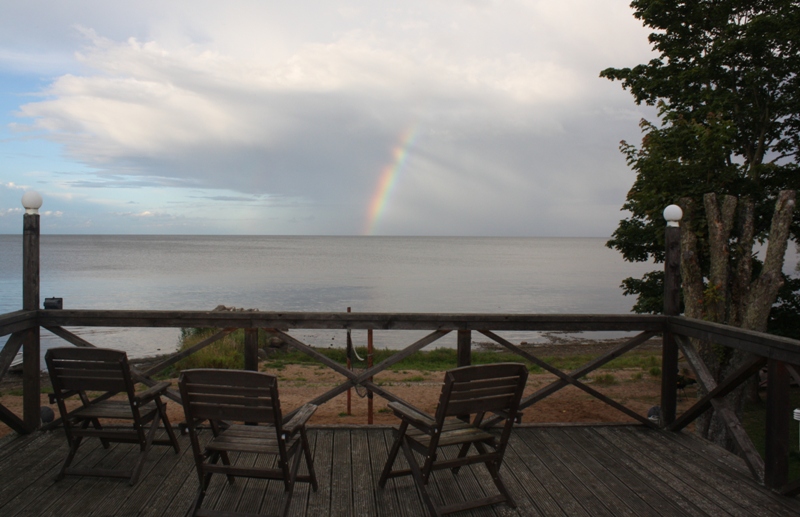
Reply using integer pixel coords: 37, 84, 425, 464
457, 330, 471, 367
244, 328, 258, 371
22, 211, 41, 431
661, 211, 681, 427
346, 307, 352, 416
367, 328, 373, 424
764, 359, 790, 489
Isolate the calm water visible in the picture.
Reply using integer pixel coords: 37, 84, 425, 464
0, 235, 657, 357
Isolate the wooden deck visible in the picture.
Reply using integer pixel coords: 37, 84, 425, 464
1, 425, 798, 517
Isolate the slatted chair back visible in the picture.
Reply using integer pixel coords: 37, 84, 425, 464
178, 369, 318, 517
46, 347, 136, 405
380, 362, 528, 516
435, 363, 528, 422
179, 368, 283, 429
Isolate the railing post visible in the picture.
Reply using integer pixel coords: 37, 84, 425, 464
457, 330, 471, 367
244, 328, 258, 371
22, 191, 43, 432
764, 359, 790, 489
661, 205, 682, 427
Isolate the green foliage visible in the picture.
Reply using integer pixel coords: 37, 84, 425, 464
172, 329, 244, 372
648, 366, 662, 378
602, 0, 800, 317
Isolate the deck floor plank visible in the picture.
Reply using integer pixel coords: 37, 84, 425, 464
514, 428, 601, 517
350, 429, 377, 517
329, 428, 353, 517
374, 427, 426, 517
7, 435, 125, 516
303, 428, 333, 517
136, 435, 198, 517
584, 427, 710, 517
561, 427, 689, 517
537, 428, 637, 517
596, 426, 748, 517
365, 428, 401, 517
516, 429, 591, 517
630, 426, 799, 517
0, 426, 798, 517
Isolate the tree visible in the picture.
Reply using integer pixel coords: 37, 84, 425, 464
601, 0, 800, 448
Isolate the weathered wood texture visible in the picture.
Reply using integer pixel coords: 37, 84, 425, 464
1, 426, 797, 516
0, 310, 37, 337
36, 310, 665, 331
668, 316, 800, 365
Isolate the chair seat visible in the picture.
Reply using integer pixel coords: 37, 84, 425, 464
404, 418, 495, 448
205, 424, 299, 455
70, 399, 158, 420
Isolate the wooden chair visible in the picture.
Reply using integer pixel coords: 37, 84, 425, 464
179, 369, 318, 517
45, 347, 180, 485
379, 363, 528, 516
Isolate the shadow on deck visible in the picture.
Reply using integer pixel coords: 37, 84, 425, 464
0, 425, 797, 517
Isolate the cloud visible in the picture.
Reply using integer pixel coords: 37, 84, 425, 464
2, 1, 656, 235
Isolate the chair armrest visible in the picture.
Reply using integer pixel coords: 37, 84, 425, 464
133, 381, 171, 406
283, 404, 318, 435
388, 401, 436, 431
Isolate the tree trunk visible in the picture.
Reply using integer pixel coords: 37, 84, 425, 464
681, 191, 795, 449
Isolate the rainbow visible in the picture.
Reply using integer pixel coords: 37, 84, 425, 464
364, 127, 418, 235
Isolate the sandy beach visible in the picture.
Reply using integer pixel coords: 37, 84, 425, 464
0, 339, 699, 439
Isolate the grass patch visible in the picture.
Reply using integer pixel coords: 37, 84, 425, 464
649, 366, 662, 377
403, 375, 426, 382
172, 329, 665, 378
592, 373, 617, 386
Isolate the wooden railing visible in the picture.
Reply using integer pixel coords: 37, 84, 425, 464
2, 307, 799, 494
2, 211, 800, 494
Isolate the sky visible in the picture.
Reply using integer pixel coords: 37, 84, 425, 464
0, 0, 657, 236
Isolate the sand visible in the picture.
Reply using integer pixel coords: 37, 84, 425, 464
0, 340, 699, 438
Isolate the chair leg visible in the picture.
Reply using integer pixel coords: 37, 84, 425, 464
130, 411, 161, 485
280, 446, 304, 517
189, 485, 206, 517
402, 439, 440, 517
300, 427, 318, 491
57, 434, 84, 481
157, 398, 180, 453
474, 442, 515, 508
486, 460, 515, 508
451, 443, 472, 475
379, 421, 407, 488
90, 418, 111, 449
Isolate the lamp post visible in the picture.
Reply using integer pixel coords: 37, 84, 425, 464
21, 191, 42, 430
661, 204, 682, 427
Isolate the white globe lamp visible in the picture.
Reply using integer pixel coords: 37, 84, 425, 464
21, 191, 43, 215
663, 204, 682, 227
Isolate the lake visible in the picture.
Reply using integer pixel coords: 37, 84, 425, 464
0, 235, 658, 357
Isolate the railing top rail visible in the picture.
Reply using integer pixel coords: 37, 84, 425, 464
669, 316, 800, 366
0, 310, 37, 337
34, 309, 666, 331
